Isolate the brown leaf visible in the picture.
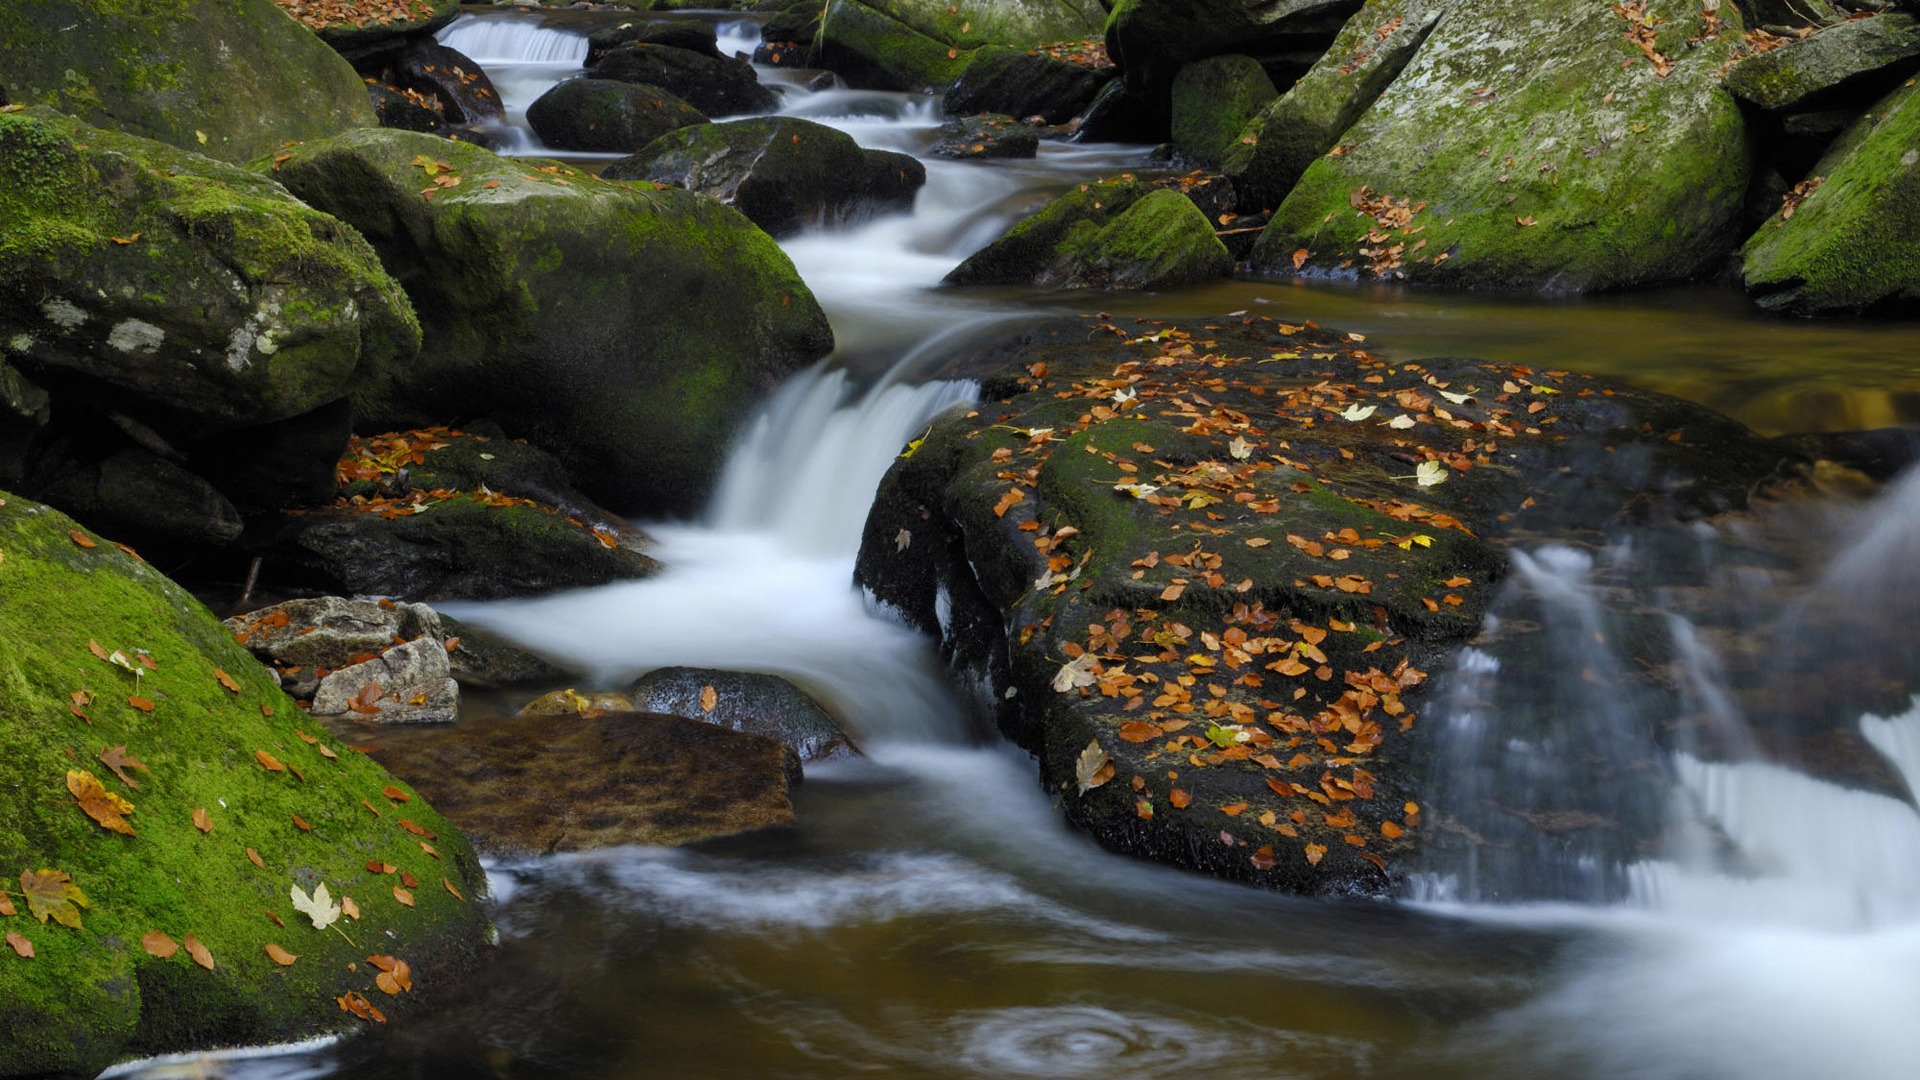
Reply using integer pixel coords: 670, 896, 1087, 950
126, 696, 155, 713
1291, 247, 1311, 270
392, 886, 414, 908
87, 640, 110, 662
700, 684, 718, 713
1169, 788, 1192, 809
1305, 843, 1328, 866
97, 745, 149, 789
1250, 844, 1277, 871
381, 785, 411, 803
366, 860, 396, 874
69, 530, 97, 549
5, 932, 32, 958
397, 819, 436, 839
418, 840, 439, 859
443, 878, 465, 902
67, 770, 135, 835
291, 813, 312, 832
341, 895, 360, 920
215, 668, 242, 693
255, 749, 286, 772
246, 847, 266, 869
264, 943, 299, 966
0, 894, 13, 917
192, 808, 213, 834
1116, 721, 1164, 743
400, 870, 418, 889
375, 969, 402, 995
140, 930, 178, 958
265, 909, 284, 928
183, 933, 214, 970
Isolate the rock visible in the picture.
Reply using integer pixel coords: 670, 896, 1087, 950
526, 78, 710, 153
1251, 0, 1750, 292
930, 113, 1042, 158
947, 176, 1232, 289
1105, 0, 1361, 106
262, 129, 834, 515
817, 0, 1109, 92
227, 596, 457, 725
384, 40, 507, 126
760, 0, 824, 61
586, 19, 722, 65
604, 117, 925, 237
293, 0, 464, 63
591, 42, 779, 117
33, 447, 243, 550
0, 361, 48, 489
190, 399, 355, 515
1736, 0, 1841, 27
0, 493, 491, 1079
365, 712, 803, 854
629, 666, 858, 762
1726, 13, 1920, 112
0, 108, 420, 430
852, 314, 1792, 896
311, 637, 460, 724
0, 0, 376, 165
370, 82, 452, 134
1742, 79, 1920, 315
1075, 79, 1172, 143
945, 47, 1118, 125
1221, 0, 1444, 210
517, 688, 635, 716
441, 614, 578, 690
1171, 54, 1278, 168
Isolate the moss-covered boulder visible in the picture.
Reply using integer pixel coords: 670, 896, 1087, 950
815, 0, 1109, 92
0, 492, 492, 1079
261, 130, 833, 514
1742, 79, 1920, 316
853, 314, 1791, 895
525, 79, 709, 155
0, 0, 376, 165
1220, 0, 1444, 210
590, 42, 779, 117
278, 0, 464, 64
604, 117, 924, 237
1171, 55, 1278, 168
1105, 0, 1360, 106
0, 108, 419, 429
947, 176, 1232, 289
944, 46, 1117, 125
1250, 0, 1751, 292
1723, 12, 1920, 112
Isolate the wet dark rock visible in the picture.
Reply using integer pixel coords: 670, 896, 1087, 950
629, 666, 858, 762
586, 18, 722, 65
441, 614, 579, 689
945, 47, 1117, 126
34, 447, 242, 549
854, 314, 1794, 897
0, 360, 47, 489
1775, 427, 1920, 482
1075, 79, 1171, 143
931, 113, 1041, 158
367, 712, 804, 854
384, 40, 506, 126
605, 117, 925, 237
946, 176, 1231, 289
370, 81, 451, 133
306, 0, 463, 63
526, 78, 710, 153
591, 43, 779, 117
1105, 0, 1360, 108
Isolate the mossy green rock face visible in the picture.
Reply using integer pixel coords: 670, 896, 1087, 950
0, 0, 376, 166
1742, 80, 1920, 316
1723, 13, 1920, 112
0, 493, 492, 1079
946, 175, 1155, 285
947, 178, 1231, 289
817, 0, 1108, 91
0, 109, 419, 429
1171, 54, 1278, 169
1106, 0, 1359, 103
263, 129, 833, 515
1221, 0, 1443, 210
853, 315, 1788, 896
1251, 0, 1750, 292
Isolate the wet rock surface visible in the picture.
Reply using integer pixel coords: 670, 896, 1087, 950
629, 667, 858, 762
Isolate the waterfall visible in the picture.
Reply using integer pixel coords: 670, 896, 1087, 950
436, 13, 588, 66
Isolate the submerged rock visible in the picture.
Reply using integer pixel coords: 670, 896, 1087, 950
591, 42, 779, 117
605, 117, 925, 237
0, 0, 375, 165
0, 493, 492, 1079
526, 78, 709, 154
1742, 78, 1920, 316
853, 314, 1791, 896
261, 129, 834, 515
367, 712, 803, 854
629, 666, 858, 762
1251, 0, 1750, 292
816, 0, 1109, 92
947, 176, 1232, 289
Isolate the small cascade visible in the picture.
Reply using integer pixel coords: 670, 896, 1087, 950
436, 13, 588, 65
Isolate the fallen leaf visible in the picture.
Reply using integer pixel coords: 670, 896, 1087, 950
443, 878, 465, 902
1053, 653, 1099, 692
264, 943, 299, 966
246, 848, 266, 869
192, 808, 213, 834
1117, 721, 1163, 743
126, 696, 155, 713
0, 895, 12, 916
397, 819, 436, 839
291, 814, 312, 832
5, 932, 31, 958
381, 785, 411, 803
1305, 843, 1328, 866
393, 886, 415, 908
290, 882, 341, 930
1414, 460, 1447, 487
1074, 738, 1113, 794
700, 685, 718, 713
215, 668, 242, 693
1340, 404, 1378, 422
1169, 788, 1192, 809
97, 745, 149, 789
1291, 247, 1311, 270
67, 770, 135, 835
140, 930, 177, 958
255, 750, 285, 772
69, 530, 97, 549
341, 895, 360, 920
184, 933, 214, 970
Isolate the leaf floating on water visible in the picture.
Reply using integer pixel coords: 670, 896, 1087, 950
5, 932, 32, 958
290, 882, 341, 930
1074, 738, 1113, 795
183, 933, 214, 970
67, 770, 135, 835
140, 931, 177, 958
699, 685, 718, 713
97, 745, 149, 789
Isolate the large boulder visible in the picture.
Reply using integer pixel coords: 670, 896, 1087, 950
381, 40, 507, 127
944, 46, 1117, 125
1250, 0, 1751, 292
1220, 0, 1445, 210
1171, 54, 1279, 168
1741, 79, 1920, 316
277, 0, 464, 64
590, 43, 779, 117
0, 492, 492, 1078
603, 117, 925, 238
1105, 0, 1361, 105
816, 0, 1109, 92
853, 314, 1791, 896
947, 176, 1233, 289
0, 0, 376, 165
586, 19, 722, 65
1724, 13, 1920, 112
629, 666, 858, 762
261, 129, 834, 515
525, 79, 709, 154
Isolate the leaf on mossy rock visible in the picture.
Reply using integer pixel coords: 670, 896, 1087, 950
20, 869, 89, 929
264, 943, 299, 966
183, 933, 214, 970
97, 745, 149, 789
66, 770, 135, 835
5, 932, 32, 958
141, 931, 178, 958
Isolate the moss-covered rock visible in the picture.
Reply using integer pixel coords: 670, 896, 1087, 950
1171, 54, 1278, 168
944, 46, 1117, 125
604, 117, 924, 237
1723, 12, 1920, 112
1220, 0, 1444, 210
0, 0, 376, 165
1105, 0, 1360, 106
0, 492, 492, 1079
1742, 79, 1920, 315
1250, 0, 1751, 292
285, 0, 464, 64
947, 176, 1231, 289
853, 314, 1790, 896
525, 79, 709, 154
816, 0, 1109, 92
260, 130, 833, 514
0, 108, 419, 429
590, 42, 779, 117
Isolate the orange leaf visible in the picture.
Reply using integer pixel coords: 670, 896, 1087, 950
1380, 820, 1405, 839
366, 861, 396, 874
1116, 721, 1163, 743
1515, 215, 1536, 227
381, 785, 411, 803
264, 943, 299, 966
993, 487, 1025, 517
397, 819, 436, 839
184, 933, 214, 970
1250, 844, 1276, 870
255, 750, 285, 772
700, 685, 718, 713
291, 814, 312, 832
67, 770, 135, 835
69, 530, 97, 549
126, 696, 155, 713
192, 808, 213, 834
140, 931, 177, 958
1291, 247, 1311, 270
393, 886, 414, 908
5, 932, 32, 958
342, 895, 360, 920
1220, 802, 1248, 816
1304, 843, 1327, 866
215, 668, 242, 693
0, 894, 12, 917
1160, 583, 1185, 601
1169, 788, 1192, 809
443, 878, 465, 902
246, 847, 266, 869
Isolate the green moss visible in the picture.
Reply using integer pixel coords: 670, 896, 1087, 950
0, 493, 491, 1077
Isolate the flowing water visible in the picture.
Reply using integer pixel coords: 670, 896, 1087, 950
113, 12, 1920, 1079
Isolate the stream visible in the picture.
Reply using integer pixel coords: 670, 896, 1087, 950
110, 12, 1920, 1079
